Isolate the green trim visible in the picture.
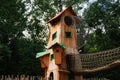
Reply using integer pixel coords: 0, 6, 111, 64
36, 51, 49, 58
57, 42, 66, 49
48, 42, 66, 49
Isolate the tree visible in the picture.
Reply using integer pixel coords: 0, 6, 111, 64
0, 0, 46, 75
30, 0, 88, 22
0, 0, 89, 75
83, 0, 120, 52
0, 0, 26, 74
83, 0, 120, 79
15, 38, 45, 75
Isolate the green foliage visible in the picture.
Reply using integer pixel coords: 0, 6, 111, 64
0, 0, 26, 74
15, 38, 45, 75
0, 0, 89, 76
84, 0, 120, 52
30, 0, 88, 22
0, 0, 46, 75
83, 0, 120, 79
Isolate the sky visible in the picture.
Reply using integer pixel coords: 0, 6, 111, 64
89, 0, 96, 3
78, 0, 97, 16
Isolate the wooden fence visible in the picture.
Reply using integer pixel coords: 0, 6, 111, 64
0, 75, 109, 80
0, 75, 44, 80
83, 78, 109, 80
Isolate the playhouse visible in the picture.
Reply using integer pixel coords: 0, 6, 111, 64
36, 6, 82, 80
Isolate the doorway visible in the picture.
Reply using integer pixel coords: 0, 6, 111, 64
49, 72, 54, 80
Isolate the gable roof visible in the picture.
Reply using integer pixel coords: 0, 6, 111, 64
36, 51, 50, 58
48, 42, 66, 49
48, 6, 77, 23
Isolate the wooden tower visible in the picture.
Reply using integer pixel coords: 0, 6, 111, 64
36, 6, 82, 80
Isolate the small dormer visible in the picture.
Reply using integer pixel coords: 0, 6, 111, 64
49, 42, 66, 64
36, 51, 50, 68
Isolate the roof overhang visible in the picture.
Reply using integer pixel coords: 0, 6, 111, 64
48, 42, 66, 49
36, 51, 50, 58
48, 6, 78, 23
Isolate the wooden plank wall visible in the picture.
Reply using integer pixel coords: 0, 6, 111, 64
60, 11, 78, 50
47, 22, 61, 48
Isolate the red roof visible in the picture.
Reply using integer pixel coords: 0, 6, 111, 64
48, 6, 78, 23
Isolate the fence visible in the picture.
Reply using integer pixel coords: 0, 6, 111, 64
0, 75, 44, 80
0, 75, 110, 80
83, 78, 109, 80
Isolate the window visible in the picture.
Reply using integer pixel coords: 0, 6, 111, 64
65, 32, 71, 38
50, 54, 54, 61
52, 32, 57, 40
64, 16, 73, 26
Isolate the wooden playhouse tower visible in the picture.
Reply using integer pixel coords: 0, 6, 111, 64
36, 6, 82, 80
